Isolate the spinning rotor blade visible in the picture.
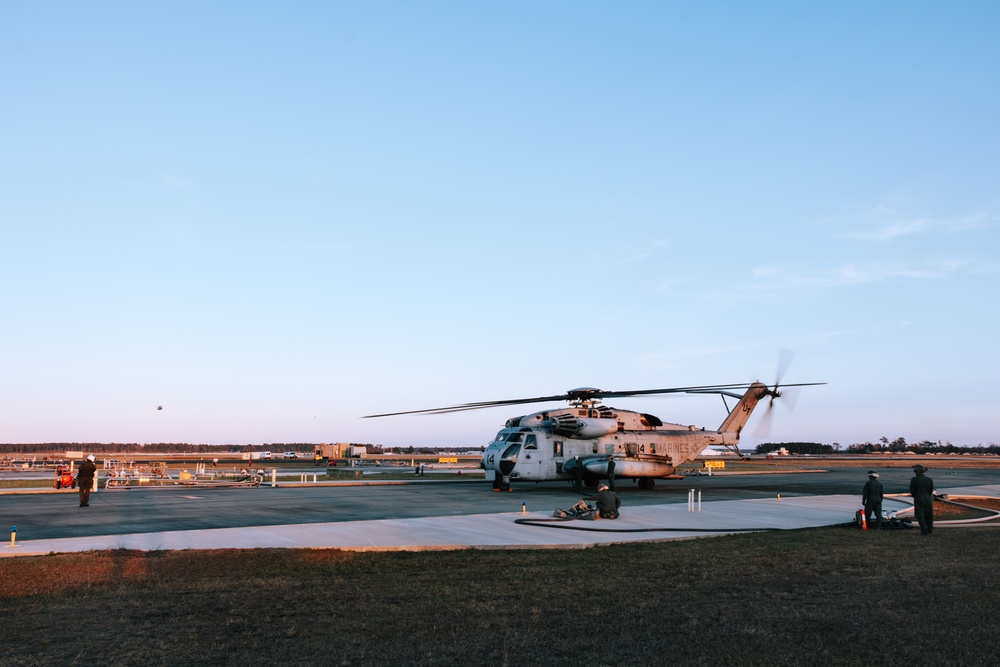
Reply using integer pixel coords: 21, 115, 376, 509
781, 385, 802, 412
775, 348, 795, 386
753, 401, 776, 438
752, 349, 808, 438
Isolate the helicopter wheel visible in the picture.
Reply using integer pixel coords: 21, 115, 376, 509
638, 478, 655, 490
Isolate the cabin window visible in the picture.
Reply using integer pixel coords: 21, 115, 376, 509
506, 432, 523, 444
592, 443, 598, 454
650, 443, 656, 454
553, 441, 563, 457
524, 434, 537, 450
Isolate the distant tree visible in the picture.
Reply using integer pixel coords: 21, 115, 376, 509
889, 437, 908, 453
754, 442, 833, 455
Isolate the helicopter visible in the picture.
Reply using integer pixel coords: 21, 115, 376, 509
365, 364, 824, 492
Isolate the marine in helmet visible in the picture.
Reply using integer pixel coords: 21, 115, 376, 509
572, 455, 583, 493
909, 464, 935, 535
76, 454, 98, 507
862, 470, 883, 529
591, 484, 621, 519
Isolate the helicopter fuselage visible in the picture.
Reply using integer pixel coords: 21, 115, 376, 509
480, 404, 742, 488
477, 381, 775, 490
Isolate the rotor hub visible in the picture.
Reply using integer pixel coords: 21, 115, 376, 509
566, 387, 604, 407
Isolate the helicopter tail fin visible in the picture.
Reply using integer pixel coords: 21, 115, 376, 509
718, 382, 769, 436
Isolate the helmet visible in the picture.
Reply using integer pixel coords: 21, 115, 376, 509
599, 484, 609, 491
87, 454, 96, 462
868, 471, 879, 478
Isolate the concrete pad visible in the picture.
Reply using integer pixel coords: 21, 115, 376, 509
939, 484, 1000, 498
3, 485, 993, 557
0, 494, 879, 556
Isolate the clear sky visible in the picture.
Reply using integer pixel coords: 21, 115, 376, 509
2, 2, 997, 449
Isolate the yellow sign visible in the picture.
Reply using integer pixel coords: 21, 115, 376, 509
704, 460, 726, 469
438, 457, 458, 464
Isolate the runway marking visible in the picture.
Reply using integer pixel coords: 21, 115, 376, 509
181, 495, 205, 500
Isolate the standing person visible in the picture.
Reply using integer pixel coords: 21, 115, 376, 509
909, 464, 935, 535
862, 470, 884, 530
606, 454, 617, 492
572, 456, 583, 493
76, 454, 97, 507
591, 484, 621, 519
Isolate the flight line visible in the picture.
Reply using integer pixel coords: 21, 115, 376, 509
3, 468, 1000, 557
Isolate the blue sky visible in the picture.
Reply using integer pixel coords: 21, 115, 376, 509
2, 2, 997, 448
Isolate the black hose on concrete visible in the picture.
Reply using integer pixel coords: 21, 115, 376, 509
512, 517, 852, 533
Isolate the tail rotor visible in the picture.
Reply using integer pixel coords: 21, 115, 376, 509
753, 349, 799, 438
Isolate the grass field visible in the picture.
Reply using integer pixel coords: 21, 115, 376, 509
2, 520, 998, 666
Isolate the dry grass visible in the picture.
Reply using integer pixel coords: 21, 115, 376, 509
2, 521, 998, 666
0, 480, 57, 489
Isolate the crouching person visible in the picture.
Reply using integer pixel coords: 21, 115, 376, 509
592, 484, 621, 519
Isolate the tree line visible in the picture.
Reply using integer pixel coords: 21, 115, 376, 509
0, 443, 318, 455
0, 442, 485, 456
755, 438, 1000, 456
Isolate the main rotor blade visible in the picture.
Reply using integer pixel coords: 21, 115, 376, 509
362, 381, 825, 418
362, 393, 571, 418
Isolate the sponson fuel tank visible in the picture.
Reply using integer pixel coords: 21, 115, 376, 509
580, 457, 676, 478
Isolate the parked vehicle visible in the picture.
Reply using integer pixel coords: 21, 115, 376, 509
54, 464, 76, 489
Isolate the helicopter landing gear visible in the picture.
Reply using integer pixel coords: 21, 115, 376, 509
492, 475, 513, 492
638, 478, 656, 490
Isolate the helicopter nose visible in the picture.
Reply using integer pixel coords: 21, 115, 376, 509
492, 442, 520, 476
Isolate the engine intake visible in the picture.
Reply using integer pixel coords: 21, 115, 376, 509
546, 415, 619, 439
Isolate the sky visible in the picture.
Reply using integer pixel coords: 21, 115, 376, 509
1, 2, 997, 449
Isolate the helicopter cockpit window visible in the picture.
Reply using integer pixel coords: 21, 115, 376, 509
505, 432, 523, 444
524, 434, 537, 450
